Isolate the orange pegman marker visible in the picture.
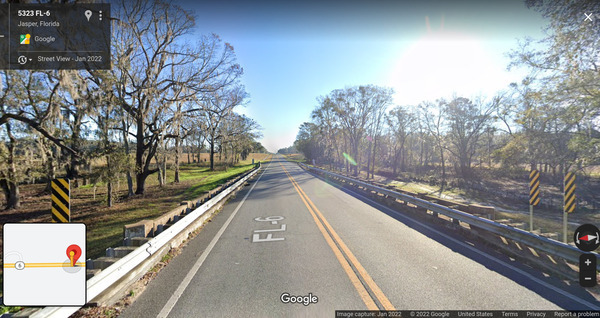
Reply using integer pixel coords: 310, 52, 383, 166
66, 244, 82, 267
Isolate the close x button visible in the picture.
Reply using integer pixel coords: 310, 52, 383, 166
579, 253, 597, 287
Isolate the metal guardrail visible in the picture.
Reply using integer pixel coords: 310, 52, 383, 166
31, 164, 262, 318
298, 163, 598, 271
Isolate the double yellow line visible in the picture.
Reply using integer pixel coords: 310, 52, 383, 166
279, 163, 395, 311
4, 262, 85, 268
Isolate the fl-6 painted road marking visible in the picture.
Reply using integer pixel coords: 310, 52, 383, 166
279, 162, 395, 311
157, 160, 273, 318
252, 216, 286, 242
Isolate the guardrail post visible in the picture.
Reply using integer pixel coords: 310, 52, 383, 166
86, 259, 94, 270
452, 217, 460, 227
106, 247, 115, 258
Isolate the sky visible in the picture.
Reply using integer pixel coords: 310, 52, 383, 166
183, 0, 549, 153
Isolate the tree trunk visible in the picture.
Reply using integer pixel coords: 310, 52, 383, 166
174, 136, 181, 183
106, 155, 113, 207
344, 137, 349, 174
66, 111, 83, 184
371, 136, 378, 179
156, 155, 164, 187
400, 138, 407, 172
186, 139, 191, 165
439, 144, 446, 191
209, 141, 215, 171
1, 178, 10, 207
366, 142, 372, 179
3, 123, 20, 209
125, 170, 134, 197
392, 147, 399, 176
1, 178, 19, 210
8, 179, 19, 208
162, 153, 167, 184
122, 119, 134, 197
135, 172, 147, 195
107, 181, 113, 207
419, 140, 424, 167
43, 145, 57, 193
135, 116, 147, 195
352, 143, 359, 176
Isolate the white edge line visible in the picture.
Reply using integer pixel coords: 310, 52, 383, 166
301, 167, 600, 311
157, 160, 272, 318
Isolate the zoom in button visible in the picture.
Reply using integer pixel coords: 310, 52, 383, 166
580, 253, 597, 287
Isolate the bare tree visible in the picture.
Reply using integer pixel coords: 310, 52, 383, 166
420, 100, 447, 185
332, 86, 382, 176
202, 86, 247, 170
443, 96, 497, 178
387, 106, 415, 175
364, 87, 393, 178
111, 0, 242, 194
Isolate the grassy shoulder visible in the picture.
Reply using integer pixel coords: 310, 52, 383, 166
0, 153, 272, 305
85, 163, 256, 260
85, 153, 271, 259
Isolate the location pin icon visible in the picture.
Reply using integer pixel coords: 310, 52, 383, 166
84, 10, 92, 22
66, 244, 82, 267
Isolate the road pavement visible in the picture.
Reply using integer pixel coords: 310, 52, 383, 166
119, 155, 600, 317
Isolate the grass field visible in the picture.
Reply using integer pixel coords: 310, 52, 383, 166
0, 153, 272, 302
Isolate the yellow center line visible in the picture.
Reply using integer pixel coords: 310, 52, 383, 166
285, 166, 396, 311
4, 262, 85, 268
280, 162, 395, 311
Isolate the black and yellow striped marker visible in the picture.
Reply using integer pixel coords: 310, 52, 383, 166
529, 170, 540, 206
564, 172, 576, 213
51, 178, 70, 223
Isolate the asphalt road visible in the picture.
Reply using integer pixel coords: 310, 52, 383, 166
119, 155, 600, 317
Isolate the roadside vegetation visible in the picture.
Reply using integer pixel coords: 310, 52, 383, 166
0, 153, 271, 301
281, 1, 599, 237
0, 0, 266, 211
0, 0, 270, 304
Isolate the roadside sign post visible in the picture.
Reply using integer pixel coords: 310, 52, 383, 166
529, 170, 540, 232
51, 178, 70, 223
563, 172, 576, 243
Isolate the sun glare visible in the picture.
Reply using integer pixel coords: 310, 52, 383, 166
387, 22, 501, 105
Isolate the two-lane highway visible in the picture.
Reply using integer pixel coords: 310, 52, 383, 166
120, 155, 598, 317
